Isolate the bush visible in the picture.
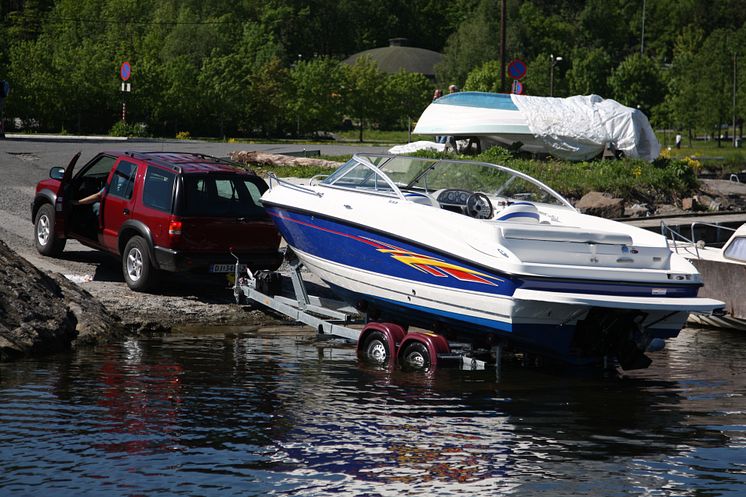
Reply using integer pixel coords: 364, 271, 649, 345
176, 131, 191, 140
109, 121, 149, 137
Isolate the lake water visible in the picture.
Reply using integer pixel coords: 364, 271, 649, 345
1, 326, 745, 496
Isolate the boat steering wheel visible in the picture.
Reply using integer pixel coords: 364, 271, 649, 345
466, 192, 493, 219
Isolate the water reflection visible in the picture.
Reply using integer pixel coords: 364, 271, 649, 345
0, 327, 745, 496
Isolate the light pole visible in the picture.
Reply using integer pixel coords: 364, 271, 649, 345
733, 52, 738, 148
550, 54, 562, 97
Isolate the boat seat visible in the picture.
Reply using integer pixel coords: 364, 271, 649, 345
495, 202, 540, 223
404, 191, 439, 208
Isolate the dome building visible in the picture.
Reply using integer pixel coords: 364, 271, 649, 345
343, 38, 443, 80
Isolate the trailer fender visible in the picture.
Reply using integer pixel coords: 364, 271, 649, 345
398, 331, 450, 368
357, 322, 406, 363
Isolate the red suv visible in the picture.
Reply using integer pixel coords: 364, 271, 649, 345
32, 151, 283, 291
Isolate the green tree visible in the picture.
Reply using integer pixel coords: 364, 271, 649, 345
692, 29, 736, 146
435, 0, 501, 88
198, 52, 245, 138
381, 70, 432, 133
287, 57, 346, 136
464, 60, 503, 92
344, 55, 385, 142
607, 53, 665, 116
6, 37, 59, 128
665, 28, 705, 143
567, 47, 612, 96
522, 53, 568, 97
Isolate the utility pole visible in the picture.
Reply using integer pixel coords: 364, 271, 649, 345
550, 54, 562, 97
499, 0, 506, 93
733, 53, 738, 147
640, 0, 646, 55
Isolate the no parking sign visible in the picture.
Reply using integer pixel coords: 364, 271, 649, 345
120, 61, 131, 82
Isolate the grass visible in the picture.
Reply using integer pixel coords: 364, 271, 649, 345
656, 135, 746, 173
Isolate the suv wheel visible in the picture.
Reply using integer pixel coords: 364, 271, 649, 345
123, 236, 158, 292
34, 203, 66, 257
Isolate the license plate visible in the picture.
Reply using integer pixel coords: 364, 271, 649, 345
210, 263, 244, 273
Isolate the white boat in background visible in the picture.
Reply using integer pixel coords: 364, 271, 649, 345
261, 154, 722, 370
413, 92, 660, 161
665, 222, 746, 330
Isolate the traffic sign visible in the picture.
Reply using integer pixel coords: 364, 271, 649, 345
512, 80, 524, 95
507, 59, 527, 80
120, 61, 131, 82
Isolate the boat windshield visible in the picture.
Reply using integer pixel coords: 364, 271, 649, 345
723, 235, 746, 262
321, 154, 571, 207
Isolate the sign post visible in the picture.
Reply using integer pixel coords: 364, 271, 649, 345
506, 59, 526, 95
0, 79, 9, 138
119, 62, 131, 122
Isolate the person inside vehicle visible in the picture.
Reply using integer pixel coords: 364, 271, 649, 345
74, 187, 104, 216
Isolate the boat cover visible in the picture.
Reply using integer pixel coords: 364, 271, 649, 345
411, 92, 660, 161
511, 94, 660, 161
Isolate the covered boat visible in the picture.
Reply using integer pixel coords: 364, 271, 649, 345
261, 154, 721, 370
413, 92, 660, 161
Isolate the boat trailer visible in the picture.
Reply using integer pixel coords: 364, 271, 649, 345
231, 251, 492, 372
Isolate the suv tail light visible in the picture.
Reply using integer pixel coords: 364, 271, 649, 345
168, 218, 182, 237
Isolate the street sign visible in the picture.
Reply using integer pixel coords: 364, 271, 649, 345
120, 61, 131, 82
512, 80, 524, 95
507, 59, 527, 80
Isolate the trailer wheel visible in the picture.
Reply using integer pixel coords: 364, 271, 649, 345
399, 341, 431, 371
361, 331, 390, 365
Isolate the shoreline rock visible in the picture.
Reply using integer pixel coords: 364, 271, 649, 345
0, 240, 123, 362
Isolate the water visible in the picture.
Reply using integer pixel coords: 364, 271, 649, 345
1, 326, 745, 496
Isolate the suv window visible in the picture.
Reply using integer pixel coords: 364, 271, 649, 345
75, 155, 116, 197
108, 160, 138, 200
143, 167, 176, 212
181, 175, 267, 218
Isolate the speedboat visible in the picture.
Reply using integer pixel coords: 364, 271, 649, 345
413, 92, 660, 161
665, 222, 746, 330
261, 154, 722, 370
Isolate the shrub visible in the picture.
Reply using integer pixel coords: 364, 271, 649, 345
176, 131, 191, 140
109, 121, 148, 137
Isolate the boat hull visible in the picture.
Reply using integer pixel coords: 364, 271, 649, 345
688, 258, 746, 330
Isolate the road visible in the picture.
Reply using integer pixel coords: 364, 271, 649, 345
0, 137, 387, 332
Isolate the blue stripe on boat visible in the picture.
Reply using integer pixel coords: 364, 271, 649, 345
496, 211, 541, 221
435, 91, 519, 111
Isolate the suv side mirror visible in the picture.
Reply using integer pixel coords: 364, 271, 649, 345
49, 167, 65, 180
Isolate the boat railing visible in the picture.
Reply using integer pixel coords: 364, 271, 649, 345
267, 173, 324, 197
661, 220, 736, 259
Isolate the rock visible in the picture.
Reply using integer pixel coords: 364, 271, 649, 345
694, 194, 721, 212
654, 204, 687, 216
576, 191, 625, 218
229, 151, 341, 169
0, 240, 122, 361
624, 203, 652, 218
49, 273, 125, 347
682, 197, 695, 210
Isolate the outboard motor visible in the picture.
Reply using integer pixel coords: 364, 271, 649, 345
572, 308, 652, 370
